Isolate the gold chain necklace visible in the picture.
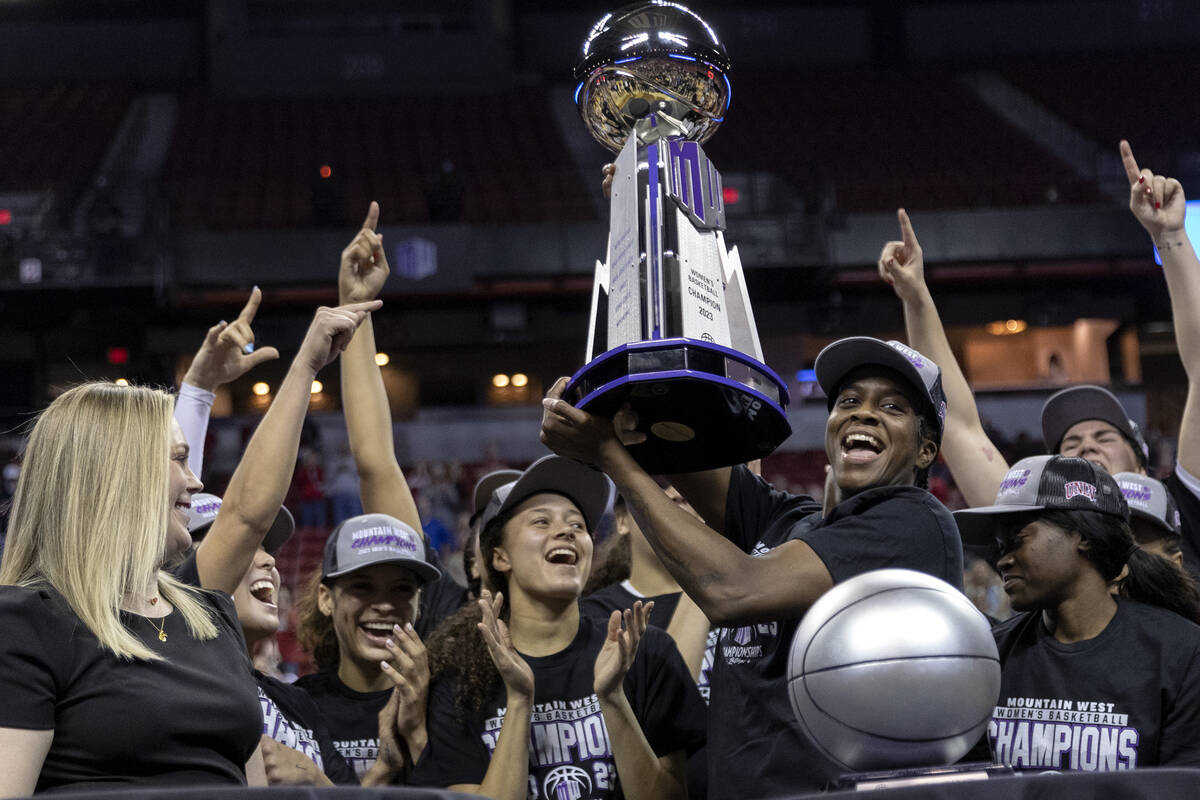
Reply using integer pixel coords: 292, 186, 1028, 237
148, 614, 167, 642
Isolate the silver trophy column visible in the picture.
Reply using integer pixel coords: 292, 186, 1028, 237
565, 2, 790, 473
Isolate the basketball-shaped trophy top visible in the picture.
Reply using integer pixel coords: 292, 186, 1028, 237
575, 2, 731, 153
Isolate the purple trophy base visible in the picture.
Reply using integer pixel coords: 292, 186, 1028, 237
565, 338, 791, 474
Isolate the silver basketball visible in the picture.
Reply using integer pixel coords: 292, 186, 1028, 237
787, 569, 1000, 772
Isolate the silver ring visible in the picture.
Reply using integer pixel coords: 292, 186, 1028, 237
243, 343, 255, 354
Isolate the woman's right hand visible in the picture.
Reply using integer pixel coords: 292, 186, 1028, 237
877, 208, 928, 306
477, 590, 535, 701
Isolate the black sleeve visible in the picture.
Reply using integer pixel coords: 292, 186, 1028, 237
411, 675, 490, 789
0, 588, 63, 729
624, 627, 707, 757
1159, 638, 1200, 766
803, 490, 955, 585
580, 585, 623, 620
723, 465, 820, 553
416, 550, 469, 640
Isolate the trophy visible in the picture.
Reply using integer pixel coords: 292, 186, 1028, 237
566, 2, 791, 473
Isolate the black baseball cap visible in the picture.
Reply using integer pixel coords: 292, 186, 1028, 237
954, 455, 1129, 546
815, 337, 947, 443
1040, 385, 1149, 468
477, 455, 613, 535
188, 492, 295, 556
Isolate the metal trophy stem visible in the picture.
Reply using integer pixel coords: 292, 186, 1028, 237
568, 3, 790, 473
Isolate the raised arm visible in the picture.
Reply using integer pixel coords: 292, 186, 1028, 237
594, 603, 686, 800
879, 209, 1009, 506
1121, 141, 1200, 478
337, 202, 420, 531
175, 287, 280, 478
196, 301, 381, 594
541, 382, 833, 625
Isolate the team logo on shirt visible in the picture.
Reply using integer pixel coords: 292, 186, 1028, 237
1064, 481, 1097, 503
544, 765, 592, 799
989, 695, 1140, 770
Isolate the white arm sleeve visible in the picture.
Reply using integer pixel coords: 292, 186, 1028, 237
174, 383, 215, 479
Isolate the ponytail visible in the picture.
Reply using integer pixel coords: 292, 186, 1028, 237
1120, 547, 1200, 624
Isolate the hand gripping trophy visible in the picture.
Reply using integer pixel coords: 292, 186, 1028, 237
565, 1, 791, 473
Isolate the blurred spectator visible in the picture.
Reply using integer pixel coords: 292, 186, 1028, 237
294, 446, 326, 528
324, 445, 362, 525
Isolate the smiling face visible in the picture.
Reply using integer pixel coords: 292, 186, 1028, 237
166, 419, 202, 562
995, 517, 1092, 611
318, 563, 421, 671
825, 368, 938, 498
1058, 419, 1142, 476
234, 547, 282, 645
492, 492, 593, 607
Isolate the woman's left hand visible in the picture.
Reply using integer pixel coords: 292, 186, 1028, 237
380, 622, 430, 742
593, 601, 653, 700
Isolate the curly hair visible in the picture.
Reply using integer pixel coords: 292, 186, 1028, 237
425, 507, 518, 713
296, 569, 339, 670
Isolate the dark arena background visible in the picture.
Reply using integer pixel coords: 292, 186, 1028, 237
2, 1, 1200, 796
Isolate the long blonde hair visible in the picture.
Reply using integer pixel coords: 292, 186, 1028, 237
0, 382, 218, 661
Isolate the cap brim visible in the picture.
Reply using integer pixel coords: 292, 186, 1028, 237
262, 506, 296, 556
497, 455, 613, 534
473, 470, 523, 517
815, 337, 930, 413
952, 504, 1047, 547
324, 556, 442, 585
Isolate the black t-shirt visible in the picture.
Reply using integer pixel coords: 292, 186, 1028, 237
175, 552, 357, 785
581, 580, 716, 704
418, 549, 470, 641
581, 580, 681, 629
581, 581, 713, 800
257, 671, 359, 785
0, 584, 262, 793
1164, 467, 1200, 581
293, 668, 392, 780
707, 466, 965, 799
412, 615, 707, 799
989, 598, 1200, 770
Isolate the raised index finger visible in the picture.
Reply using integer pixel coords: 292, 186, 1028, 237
236, 286, 262, 325
897, 208, 919, 249
1119, 140, 1142, 186
363, 201, 380, 232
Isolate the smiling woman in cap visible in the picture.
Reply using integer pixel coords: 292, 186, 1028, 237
955, 454, 1200, 772
539, 336, 963, 796
412, 455, 706, 800
294, 513, 441, 783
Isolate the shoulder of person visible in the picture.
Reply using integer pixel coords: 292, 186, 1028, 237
732, 463, 822, 510
580, 583, 627, 614
0, 584, 76, 631
1118, 597, 1200, 638
293, 669, 334, 694
832, 485, 951, 524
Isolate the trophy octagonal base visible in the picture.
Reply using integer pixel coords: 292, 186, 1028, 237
565, 338, 792, 474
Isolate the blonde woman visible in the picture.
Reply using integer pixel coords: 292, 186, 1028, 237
0, 383, 265, 796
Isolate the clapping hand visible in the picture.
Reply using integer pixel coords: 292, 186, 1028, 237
593, 601, 653, 701
476, 590, 535, 701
